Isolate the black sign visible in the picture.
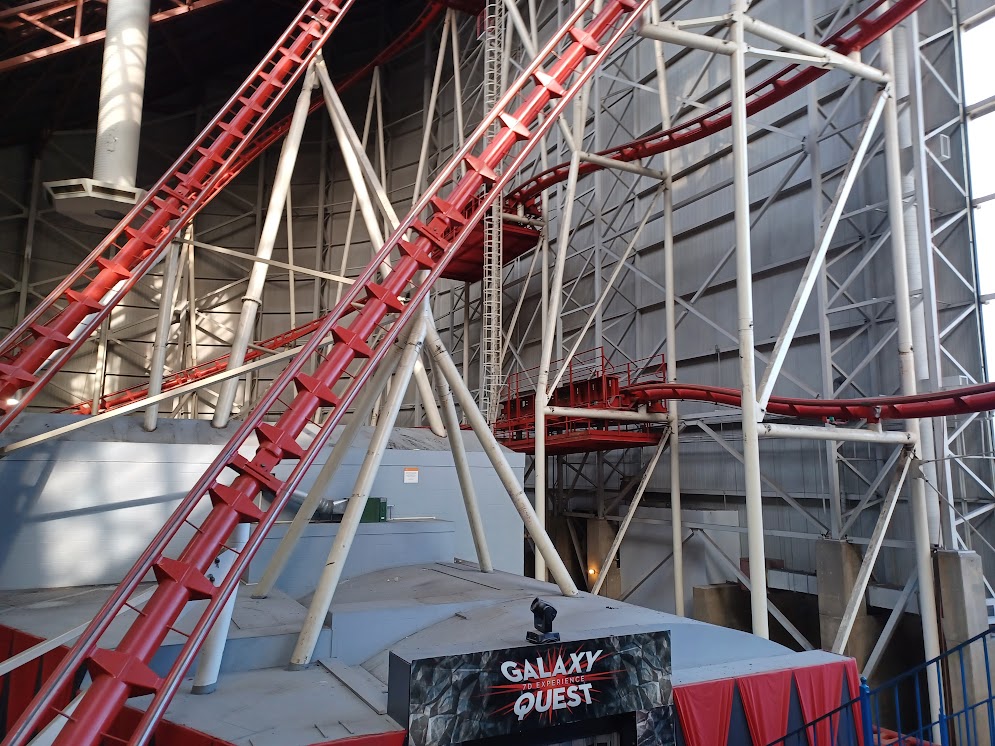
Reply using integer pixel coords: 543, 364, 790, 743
388, 630, 672, 746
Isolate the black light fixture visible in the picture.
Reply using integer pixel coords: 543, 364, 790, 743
526, 597, 560, 644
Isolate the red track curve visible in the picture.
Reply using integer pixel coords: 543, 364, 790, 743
507, 0, 927, 213
624, 381, 995, 423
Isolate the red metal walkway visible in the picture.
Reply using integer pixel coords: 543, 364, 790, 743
493, 347, 666, 454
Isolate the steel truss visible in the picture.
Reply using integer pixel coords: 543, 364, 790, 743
0, 1, 989, 742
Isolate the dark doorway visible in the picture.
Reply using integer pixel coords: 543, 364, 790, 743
460, 713, 636, 746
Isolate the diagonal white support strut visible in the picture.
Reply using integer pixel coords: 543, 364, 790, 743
757, 90, 888, 410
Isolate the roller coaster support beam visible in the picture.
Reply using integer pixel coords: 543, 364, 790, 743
144, 239, 182, 430
730, 0, 769, 640
291, 312, 430, 668
882, 19, 942, 734
544, 406, 669, 423
649, 0, 684, 617
191, 522, 250, 694
577, 150, 666, 179
741, 16, 888, 83
316, 61, 446, 436
250, 342, 402, 601
213, 64, 319, 428
757, 89, 888, 410
637, 21, 735, 55
534, 152, 580, 582
759, 423, 916, 446
427, 325, 579, 598
591, 432, 670, 596
434, 362, 494, 574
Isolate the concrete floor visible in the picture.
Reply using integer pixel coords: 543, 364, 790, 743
0, 564, 845, 745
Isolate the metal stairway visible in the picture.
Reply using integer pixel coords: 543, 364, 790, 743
2, 1, 650, 743
0, 0, 357, 434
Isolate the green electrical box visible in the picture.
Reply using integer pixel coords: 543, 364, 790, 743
361, 497, 387, 523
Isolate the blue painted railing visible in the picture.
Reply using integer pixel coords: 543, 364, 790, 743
770, 629, 995, 746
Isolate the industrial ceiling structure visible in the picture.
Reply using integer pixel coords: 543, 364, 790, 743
0, 0, 993, 742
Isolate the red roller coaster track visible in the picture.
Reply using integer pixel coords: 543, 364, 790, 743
624, 380, 995, 423
507, 0, 926, 213
60, 0, 929, 421
0, 0, 983, 743
4, 2, 653, 742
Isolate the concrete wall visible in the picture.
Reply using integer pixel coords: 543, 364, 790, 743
0, 415, 525, 590
619, 506, 739, 619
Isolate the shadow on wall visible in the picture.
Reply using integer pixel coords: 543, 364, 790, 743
0, 434, 218, 590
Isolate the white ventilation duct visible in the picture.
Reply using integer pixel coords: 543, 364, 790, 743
45, 0, 151, 226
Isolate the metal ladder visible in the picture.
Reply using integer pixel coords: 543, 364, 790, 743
4, 2, 650, 744
0, 0, 356, 434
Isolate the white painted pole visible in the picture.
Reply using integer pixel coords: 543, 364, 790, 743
534, 152, 581, 582
290, 315, 429, 668
649, 0, 684, 617
432, 364, 494, 572
316, 65, 445, 436
93, 0, 150, 188
251, 343, 403, 600
144, 241, 182, 431
832, 450, 913, 653
191, 522, 250, 694
543, 406, 669, 423
881, 24, 943, 731
213, 65, 318, 427
741, 16, 888, 83
426, 326, 578, 597
591, 432, 670, 595
730, 0, 769, 639
759, 423, 917, 445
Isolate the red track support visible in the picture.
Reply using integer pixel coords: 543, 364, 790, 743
0, 0, 357, 434
4, 2, 652, 744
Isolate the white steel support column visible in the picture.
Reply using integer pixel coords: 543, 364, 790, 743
730, 0, 769, 639
893, 23, 942, 547
213, 65, 318, 428
191, 522, 250, 695
881, 25, 942, 729
316, 65, 445, 436
427, 326, 578, 597
144, 240, 182, 430
534, 153, 580, 582
93, 0, 150, 188
432, 364, 494, 572
250, 343, 403, 600
290, 315, 429, 669
650, 0, 684, 617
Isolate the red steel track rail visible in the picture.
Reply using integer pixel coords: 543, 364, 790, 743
624, 381, 995, 423
4, 2, 652, 743
0, 0, 357, 434
56, 316, 327, 415
506, 0, 928, 213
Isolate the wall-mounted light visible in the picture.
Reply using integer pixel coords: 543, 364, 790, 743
588, 567, 598, 577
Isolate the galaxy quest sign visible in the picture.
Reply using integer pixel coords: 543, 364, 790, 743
495, 648, 607, 720
387, 631, 672, 746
